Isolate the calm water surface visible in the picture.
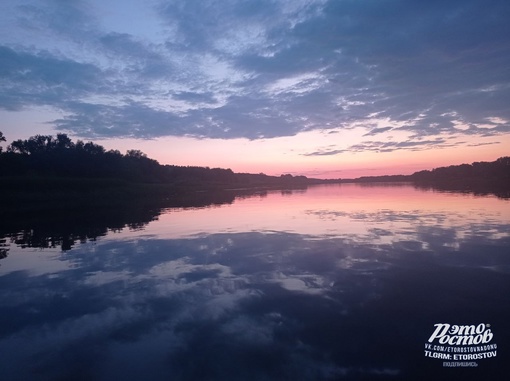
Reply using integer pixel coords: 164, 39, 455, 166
1, 184, 509, 380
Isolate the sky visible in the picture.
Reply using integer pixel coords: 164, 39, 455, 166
0, 0, 509, 178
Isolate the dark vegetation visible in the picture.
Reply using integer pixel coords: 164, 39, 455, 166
346, 157, 510, 198
0, 131, 509, 209
0, 185, 275, 253
0, 130, 508, 255
0, 137, 296, 251
0, 132, 316, 191
0, 131, 287, 252
410, 157, 510, 189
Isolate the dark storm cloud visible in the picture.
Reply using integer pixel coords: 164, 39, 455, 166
1, 0, 509, 144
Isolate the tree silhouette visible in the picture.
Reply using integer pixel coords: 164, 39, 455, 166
55, 133, 74, 150
126, 149, 147, 159
3, 132, 507, 196
0, 131, 5, 153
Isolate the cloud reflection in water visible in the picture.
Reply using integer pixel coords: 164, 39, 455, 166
0, 184, 509, 380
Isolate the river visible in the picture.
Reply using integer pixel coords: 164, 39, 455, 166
0, 183, 509, 380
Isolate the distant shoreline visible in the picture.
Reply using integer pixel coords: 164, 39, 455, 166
1, 172, 508, 218
1, 134, 508, 205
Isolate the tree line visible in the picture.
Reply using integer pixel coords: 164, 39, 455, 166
1, 131, 508, 191
410, 157, 510, 185
346, 156, 510, 197
0, 132, 314, 188
409, 157, 510, 195
0, 132, 168, 183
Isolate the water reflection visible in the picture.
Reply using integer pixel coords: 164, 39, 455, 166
0, 188, 269, 254
0, 184, 509, 380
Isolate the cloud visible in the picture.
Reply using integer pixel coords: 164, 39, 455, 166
467, 141, 501, 147
15, 0, 98, 39
52, 101, 186, 138
0, 0, 509, 143
173, 91, 217, 104
1, 220, 509, 379
98, 32, 174, 79
303, 148, 347, 157
363, 127, 393, 136
303, 136, 464, 156
0, 45, 103, 110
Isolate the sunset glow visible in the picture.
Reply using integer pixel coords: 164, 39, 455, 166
1, 0, 509, 177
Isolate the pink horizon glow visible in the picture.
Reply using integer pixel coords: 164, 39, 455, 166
92, 133, 509, 180
2, 115, 507, 180
106, 183, 510, 241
